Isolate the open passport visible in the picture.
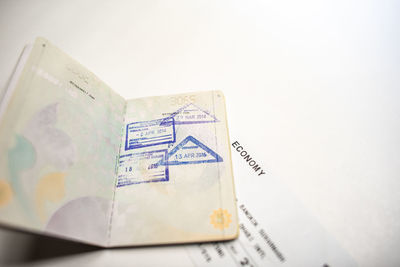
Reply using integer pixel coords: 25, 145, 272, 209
0, 38, 238, 247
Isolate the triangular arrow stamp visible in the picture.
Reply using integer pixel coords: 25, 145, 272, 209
159, 136, 223, 165
164, 103, 218, 125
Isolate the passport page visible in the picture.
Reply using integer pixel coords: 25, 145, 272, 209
110, 91, 239, 246
0, 38, 126, 246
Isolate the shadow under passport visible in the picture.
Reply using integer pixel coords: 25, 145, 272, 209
0, 226, 100, 266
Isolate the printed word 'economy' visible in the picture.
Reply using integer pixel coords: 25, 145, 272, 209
232, 141, 266, 176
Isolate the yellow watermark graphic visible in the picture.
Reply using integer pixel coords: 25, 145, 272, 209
210, 208, 232, 230
0, 179, 13, 207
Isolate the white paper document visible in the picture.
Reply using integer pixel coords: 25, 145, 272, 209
184, 139, 357, 267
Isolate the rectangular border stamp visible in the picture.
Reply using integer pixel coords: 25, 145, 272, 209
117, 149, 169, 187
125, 117, 175, 150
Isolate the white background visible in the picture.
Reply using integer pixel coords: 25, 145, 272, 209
0, 0, 399, 266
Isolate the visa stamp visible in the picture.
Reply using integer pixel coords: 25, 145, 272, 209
125, 117, 175, 150
117, 149, 169, 187
159, 135, 223, 166
165, 103, 218, 125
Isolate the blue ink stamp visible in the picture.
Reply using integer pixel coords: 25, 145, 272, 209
117, 149, 169, 187
165, 103, 218, 125
159, 136, 223, 165
125, 117, 175, 150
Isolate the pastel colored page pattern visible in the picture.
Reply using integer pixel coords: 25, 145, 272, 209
0, 38, 126, 246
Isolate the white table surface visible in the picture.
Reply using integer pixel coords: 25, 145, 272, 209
0, 0, 399, 266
